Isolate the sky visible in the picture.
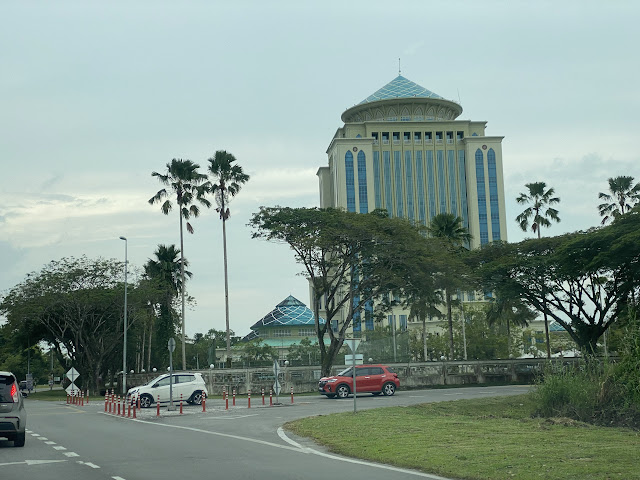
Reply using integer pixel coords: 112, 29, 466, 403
1, 1, 639, 339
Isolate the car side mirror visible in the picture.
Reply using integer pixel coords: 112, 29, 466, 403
151, 384, 158, 388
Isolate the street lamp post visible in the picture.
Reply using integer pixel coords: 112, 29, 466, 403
119, 236, 128, 395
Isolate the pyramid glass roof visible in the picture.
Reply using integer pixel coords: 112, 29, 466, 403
359, 75, 444, 104
251, 295, 325, 329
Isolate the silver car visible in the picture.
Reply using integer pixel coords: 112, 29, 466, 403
0, 371, 27, 447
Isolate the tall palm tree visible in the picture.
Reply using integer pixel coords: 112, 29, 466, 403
427, 213, 472, 360
598, 175, 640, 225
149, 159, 210, 370
207, 150, 250, 367
485, 295, 535, 357
515, 181, 560, 358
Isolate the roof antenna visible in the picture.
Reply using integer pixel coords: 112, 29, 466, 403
398, 57, 401, 75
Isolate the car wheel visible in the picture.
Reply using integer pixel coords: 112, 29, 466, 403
382, 382, 396, 396
190, 391, 204, 405
139, 393, 154, 408
14, 431, 25, 448
336, 384, 350, 399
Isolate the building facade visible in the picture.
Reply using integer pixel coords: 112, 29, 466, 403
316, 75, 509, 339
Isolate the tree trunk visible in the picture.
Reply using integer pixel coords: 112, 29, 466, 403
179, 212, 187, 370
422, 316, 428, 361
446, 288, 454, 359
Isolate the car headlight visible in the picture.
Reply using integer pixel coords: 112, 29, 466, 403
327, 379, 338, 383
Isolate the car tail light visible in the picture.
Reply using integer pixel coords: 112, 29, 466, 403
10, 383, 18, 402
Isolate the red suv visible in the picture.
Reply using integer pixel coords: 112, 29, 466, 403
318, 365, 399, 398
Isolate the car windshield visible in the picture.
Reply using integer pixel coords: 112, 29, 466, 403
337, 367, 353, 377
145, 374, 167, 386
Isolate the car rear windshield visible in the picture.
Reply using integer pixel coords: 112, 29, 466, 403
0, 375, 16, 402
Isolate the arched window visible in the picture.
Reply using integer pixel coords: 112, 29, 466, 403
357, 150, 368, 213
345, 151, 356, 212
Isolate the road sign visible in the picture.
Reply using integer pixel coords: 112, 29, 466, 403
66, 367, 80, 382
344, 338, 360, 353
273, 360, 281, 396
345, 354, 363, 365
168, 337, 176, 353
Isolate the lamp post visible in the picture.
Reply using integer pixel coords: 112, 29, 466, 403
119, 236, 128, 395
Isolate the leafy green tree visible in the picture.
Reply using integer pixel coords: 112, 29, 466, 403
485, 291, 536, 356
240, 338, 277, 366
149, 159, 210, 370
0, 257, 154, 392
475, 211, 640, 354
427, 213, 472, 359
286, 337, 320, 366
250, 207, 429, 376
598, 175, 640, 225
515, 181, 560, 357
206, 151, 250, 367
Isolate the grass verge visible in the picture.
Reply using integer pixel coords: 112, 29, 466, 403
284, 394, 640, 480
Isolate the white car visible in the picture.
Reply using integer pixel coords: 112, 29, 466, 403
127, 372, 207, 408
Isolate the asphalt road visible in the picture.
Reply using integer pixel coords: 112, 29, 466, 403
0, 385, 530, 480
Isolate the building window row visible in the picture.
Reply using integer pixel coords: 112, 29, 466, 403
372, 130, 465, 146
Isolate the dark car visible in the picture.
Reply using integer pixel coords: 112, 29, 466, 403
318, 364, 400, 398
0, 371, 27, 447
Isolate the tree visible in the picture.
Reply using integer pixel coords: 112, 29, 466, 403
515, 181, 560, 358
598, 175, 640, 225
286, 338, 320, 366
206, 151, 250, 367
485, 288, 536, 356
240, 338, 277, 366
0, 257, 152, 392
142, 244, 191, 371
149, 159, 210, 370
475, 212, 640, 354
249, 207, 428, 376
427, 213, 472, 359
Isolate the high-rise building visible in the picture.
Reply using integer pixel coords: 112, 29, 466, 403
316, 75, 509, 342
318, 75, 507, 248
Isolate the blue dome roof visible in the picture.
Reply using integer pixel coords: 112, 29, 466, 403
251, 295, 325, 329
359, 75, 444, 104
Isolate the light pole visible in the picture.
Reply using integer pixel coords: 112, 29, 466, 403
119, 236, 128, 395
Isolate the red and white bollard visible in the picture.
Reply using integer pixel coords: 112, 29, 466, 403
248, 389, 251, 409
232, 388, 236, 406
180, 394, 183, 415
269, 388, 273, 406
117, 396, 121, 416
104, 392, 108, 412
81, 391, 84, 406
222, 386, 226, 401
262, 387, 265, 405
202, 392, 206, 413
157, 395, 160, 417
225, 395, 229, 410
86, 390, 89, 404
291, 386, 294, 404
137, 395, 141, 410
127, 396, 131, 418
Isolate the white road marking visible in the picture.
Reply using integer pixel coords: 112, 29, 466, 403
276, 427, 452, 479
0, 460, 67, 467
77, 461, 101, 469
30, 433, 40, 437
39, 437, 48, 441
64, 452, 80, 457
204, 414, 259, 420
45, 441, 56, 444
53, 445, 67, 450
112, 477, 127, 480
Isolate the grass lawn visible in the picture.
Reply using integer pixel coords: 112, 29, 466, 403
285, 394, 640, 480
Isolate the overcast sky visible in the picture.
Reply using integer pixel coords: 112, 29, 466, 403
2, 1, 639, 339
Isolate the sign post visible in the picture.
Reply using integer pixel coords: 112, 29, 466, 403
65, 367, 80, 396
168, 338, 176, 411
344, 339, 360, 414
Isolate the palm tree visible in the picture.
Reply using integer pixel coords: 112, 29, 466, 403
515, 181, 560, 358
598, 176, 640, 225
485, 295, 536, 357
515, 182, 560, 239
207, 151, 250, 367
149, 159, 210, 370
427, 213, 472, 360
143, 244, 192, 371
